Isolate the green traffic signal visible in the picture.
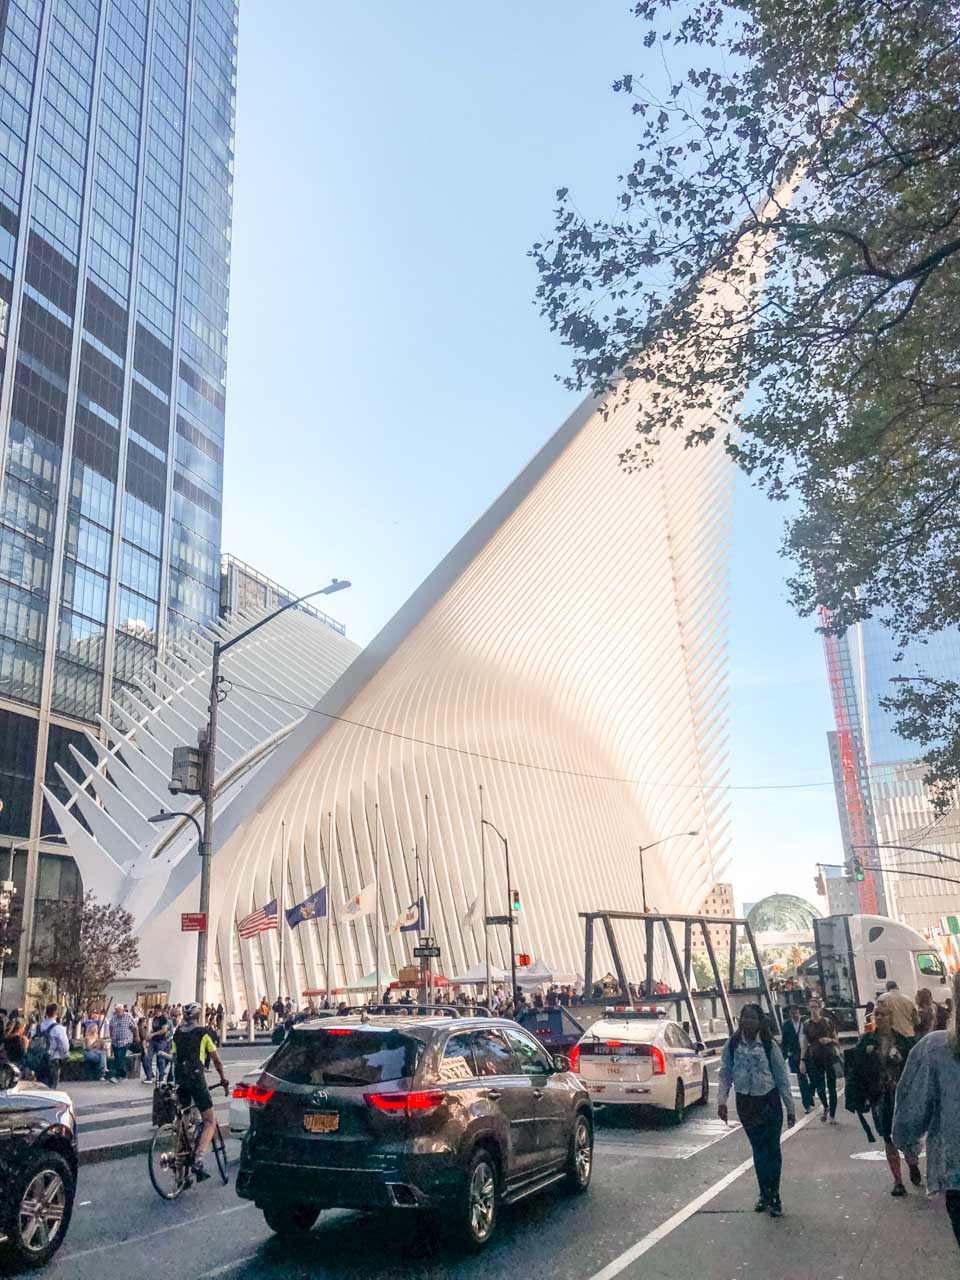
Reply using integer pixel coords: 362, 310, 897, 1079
511, 888, 521, 912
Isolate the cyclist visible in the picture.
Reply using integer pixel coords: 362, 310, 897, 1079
172, 1002, 229, 1181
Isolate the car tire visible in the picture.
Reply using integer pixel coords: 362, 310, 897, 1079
698, 1069, 709, 1106
261, 1202, 319, 1237
564, 1112, 593, 1193
447, 1147, 499, 1253
670, 1079, 686, 1125
0, 1149, 75, 1271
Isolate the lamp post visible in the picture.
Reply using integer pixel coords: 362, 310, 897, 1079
481, 818, 516, 1007
168, 579, 350, 1008
638, 831, 699, 913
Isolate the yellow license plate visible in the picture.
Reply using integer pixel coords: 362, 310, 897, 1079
303, 1112, 339, 1133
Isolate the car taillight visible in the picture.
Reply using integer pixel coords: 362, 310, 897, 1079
246, 1085, 275, 1105
364, 1089, 445, 1114
569, 1044, 581, 1073
650, 1046, 666, 1076
232, 1084, 249, 1099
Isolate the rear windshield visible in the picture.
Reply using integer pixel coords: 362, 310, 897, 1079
267, 1028, 422, 1086
594, 1022, 659, 1043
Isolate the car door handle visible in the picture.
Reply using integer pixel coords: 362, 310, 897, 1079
484, 1089, 503, 1101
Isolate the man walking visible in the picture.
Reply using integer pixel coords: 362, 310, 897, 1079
781, 1005, 814, 1114
35, 1004, 70, 1088
876, 981, 919, 1042
108, 1003, 138, 1079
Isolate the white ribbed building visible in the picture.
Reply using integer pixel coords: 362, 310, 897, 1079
47, 373, 733, 1014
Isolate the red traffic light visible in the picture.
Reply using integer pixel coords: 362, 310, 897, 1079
517, 953, 531, 967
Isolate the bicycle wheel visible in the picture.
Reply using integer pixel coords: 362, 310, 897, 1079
211, 1124, 229, 1185
148, 1123, 188, 1200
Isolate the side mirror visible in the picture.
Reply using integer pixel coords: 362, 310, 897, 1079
694, 1042, 706, 1054
552, 1054, 571, 1073
0, 1063, 18, 1092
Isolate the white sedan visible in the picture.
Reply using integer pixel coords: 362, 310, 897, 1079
571, 1009, 709, 1121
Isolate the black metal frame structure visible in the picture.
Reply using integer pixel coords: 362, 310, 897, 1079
580, 910, 778, 1044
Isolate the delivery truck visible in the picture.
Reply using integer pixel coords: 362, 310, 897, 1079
813, 913, 949, 1029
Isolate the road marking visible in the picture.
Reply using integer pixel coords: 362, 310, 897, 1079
59, 1203, 252, 1261
586, 1107, 820, 1280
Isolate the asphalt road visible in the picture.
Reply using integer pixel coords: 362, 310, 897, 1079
47, 1060, 773, 1280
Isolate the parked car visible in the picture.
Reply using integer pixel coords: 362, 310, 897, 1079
571, 1008, 709, 1122
0, 1058, 78, 1271
515, 1005, 584, 1055
236, 1011, 592, 1250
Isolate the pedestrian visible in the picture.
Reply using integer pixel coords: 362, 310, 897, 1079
847, 1002, 922, 1197
107, 1002, 138, 1079
143, 1004, 172, 1083
718, 1003, 796, 1216
781, 1005, 814, 1114
916, 988, 938, 1039
893, 969, 960, 1251
876, 980, 918, 1042
800, 996, 840, 1124
28, 1003, 70, 1088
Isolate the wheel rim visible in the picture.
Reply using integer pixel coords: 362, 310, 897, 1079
19, 1169, 66, 1254
469, 1161, 496, 1241
574, 1119, 592, 1183
150, 1125, 187, 1198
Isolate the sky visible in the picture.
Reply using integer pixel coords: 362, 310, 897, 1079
221, 1, 842, 911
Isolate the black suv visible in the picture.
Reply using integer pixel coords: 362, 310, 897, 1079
236, 1010, 592, 1249
0, 1058, 78, 1271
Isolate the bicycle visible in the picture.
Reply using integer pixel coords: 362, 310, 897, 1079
148, 1080, 230, 1200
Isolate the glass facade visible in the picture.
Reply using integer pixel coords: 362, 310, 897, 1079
0, 0, 237, 999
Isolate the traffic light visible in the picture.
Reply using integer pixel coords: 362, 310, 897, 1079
814, 873, 826, 897
511, 888, 521, 913
517, 953, 531, 967
854, 855, 865, 882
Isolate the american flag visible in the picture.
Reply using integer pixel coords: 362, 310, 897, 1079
238, 899, 278, 938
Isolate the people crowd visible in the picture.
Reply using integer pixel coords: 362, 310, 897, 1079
714, 967, 960, 1257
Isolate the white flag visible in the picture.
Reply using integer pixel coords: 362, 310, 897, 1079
341, 883, 377, 920
463, 895, 481, 929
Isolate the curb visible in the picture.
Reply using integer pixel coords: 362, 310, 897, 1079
79, 1136, 155, 1166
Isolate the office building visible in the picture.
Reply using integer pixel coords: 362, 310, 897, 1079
690, 882, 735, 958
823, 618, 960, 932
220, 553, 347, 637
0, 0, 238, 1004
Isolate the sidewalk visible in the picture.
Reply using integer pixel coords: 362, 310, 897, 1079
623, 1108, 959, 1279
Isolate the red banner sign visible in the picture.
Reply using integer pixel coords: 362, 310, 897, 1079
181, 912, 207, 932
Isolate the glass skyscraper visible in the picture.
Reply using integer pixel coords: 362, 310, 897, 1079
0, 0, 237, 1004
824, 617, 960, 933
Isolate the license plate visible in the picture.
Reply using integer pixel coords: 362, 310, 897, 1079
303, 1111, 339, 1133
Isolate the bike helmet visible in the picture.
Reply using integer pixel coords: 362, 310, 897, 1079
182, 1002, 202, 1020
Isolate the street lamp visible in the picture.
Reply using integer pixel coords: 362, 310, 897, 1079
638, 831, 699, 913
149, 809, 204, 847
481, 818, 517, 1008
172, 579, 350, 1007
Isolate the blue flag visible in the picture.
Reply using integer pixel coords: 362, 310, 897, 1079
285, 885, 327, 927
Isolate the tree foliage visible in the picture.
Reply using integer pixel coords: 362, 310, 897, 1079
38, 891, 139, 1013
532, 0, 960, 795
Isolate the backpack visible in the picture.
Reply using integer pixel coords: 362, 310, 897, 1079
23, 1027, 51, 1074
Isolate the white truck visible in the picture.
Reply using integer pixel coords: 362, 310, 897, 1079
813, 913, 949, 1028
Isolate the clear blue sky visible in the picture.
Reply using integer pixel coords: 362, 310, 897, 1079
222, 1, 841, 909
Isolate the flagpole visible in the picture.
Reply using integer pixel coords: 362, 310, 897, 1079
374, 803, 381, 1004
277, 820, 286, 1024
326, 811, 334, 1007
480, 784, 491, 1010
424, 793, 433, 1003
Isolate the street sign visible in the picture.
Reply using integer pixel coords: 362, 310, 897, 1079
414, 945, 440, 959
181, 912, 207, 932
485, 914, 511, 926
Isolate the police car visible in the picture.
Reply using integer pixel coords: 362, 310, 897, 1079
570, 1008, 709, 1122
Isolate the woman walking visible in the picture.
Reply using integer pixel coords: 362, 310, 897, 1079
718, 1003, 796, 1216
916, 988, 938, 1039
848, 1003, 922, 1196
894, 970, 960, 1250
800, 997, 840, 1124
